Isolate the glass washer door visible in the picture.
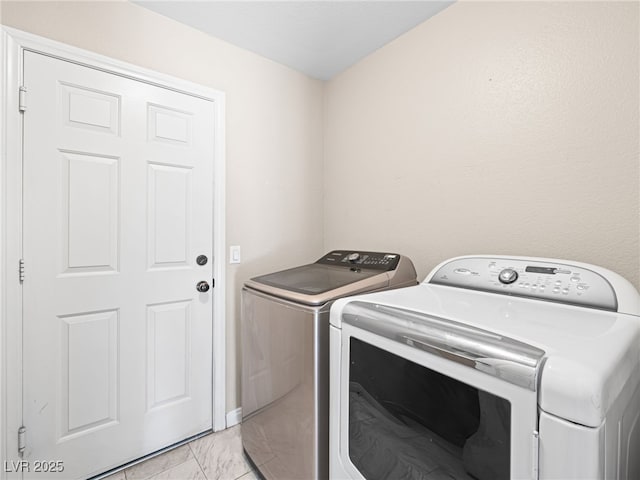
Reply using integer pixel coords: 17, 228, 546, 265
339, 324, 539, 480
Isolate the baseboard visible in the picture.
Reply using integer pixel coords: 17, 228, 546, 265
226, 407, 242, 428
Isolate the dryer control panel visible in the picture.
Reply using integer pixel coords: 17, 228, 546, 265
429, 257, 618, 311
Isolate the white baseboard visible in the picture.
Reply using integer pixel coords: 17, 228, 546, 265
226, 407, 242, 428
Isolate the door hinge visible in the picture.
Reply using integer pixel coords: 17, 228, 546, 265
19, 259, 25, 283
18, 86, 27, 113
532, 430, 539, 480
18, 426, 26, 456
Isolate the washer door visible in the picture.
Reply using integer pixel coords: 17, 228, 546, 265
333, 307, 541, 480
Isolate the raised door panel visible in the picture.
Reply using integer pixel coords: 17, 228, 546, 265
60, 151, 120, 274
148, 104, 192, 147
60, 83, 121, 135
147, 164, 192, 269
59, 310, 119, 439
146, 301, 192, 411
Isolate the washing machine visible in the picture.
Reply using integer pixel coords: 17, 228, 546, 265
329, 255, 640, 480
241, 250, 417, 480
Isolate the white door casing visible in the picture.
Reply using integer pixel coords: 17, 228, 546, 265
0, 27, 226, 479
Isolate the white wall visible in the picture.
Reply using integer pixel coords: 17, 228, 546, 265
324, 1, 640, 290
0, 0, 325, 414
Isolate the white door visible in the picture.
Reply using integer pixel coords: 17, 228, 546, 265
22, 51, 215, 479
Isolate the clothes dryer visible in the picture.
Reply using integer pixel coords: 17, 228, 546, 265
330, 255, 640, 480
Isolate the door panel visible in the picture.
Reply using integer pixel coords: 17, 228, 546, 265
148, 104, 192, 145
61, 310, 119, 438
62, 83, 120, 134
148, 164, 192, 268
22, 51, 215, 479
146, 300, 192, 410
62, 151, 119, 273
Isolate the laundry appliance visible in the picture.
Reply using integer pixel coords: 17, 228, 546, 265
241, 250, 417, 480
329, 255, 640, 480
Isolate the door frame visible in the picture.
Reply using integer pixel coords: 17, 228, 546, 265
0, 26, 227, 475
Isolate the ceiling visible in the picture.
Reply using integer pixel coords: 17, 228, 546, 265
133, 1, 454, 80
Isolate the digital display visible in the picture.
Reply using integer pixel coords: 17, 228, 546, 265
525, 266, 557, 275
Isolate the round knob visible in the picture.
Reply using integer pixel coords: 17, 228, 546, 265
196, 281, 210, 293
498, 268, 518, 284
347, 253, 360, 263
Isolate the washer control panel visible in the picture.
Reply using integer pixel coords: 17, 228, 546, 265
316, 250, 401, 271
430, 257, 618, 311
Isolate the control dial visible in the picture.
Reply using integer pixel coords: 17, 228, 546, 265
498, 268, 519, 284
347, 253, 360, 263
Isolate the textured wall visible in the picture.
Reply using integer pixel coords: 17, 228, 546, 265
1, 0, 325, 413
324, 1, 640, 289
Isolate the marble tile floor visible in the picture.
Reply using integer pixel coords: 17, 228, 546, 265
103, 425, 259, 480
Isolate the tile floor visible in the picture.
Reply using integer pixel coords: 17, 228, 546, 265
103, 426, 259, 480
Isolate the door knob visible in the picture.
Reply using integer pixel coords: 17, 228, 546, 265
196, 281, 210, 293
